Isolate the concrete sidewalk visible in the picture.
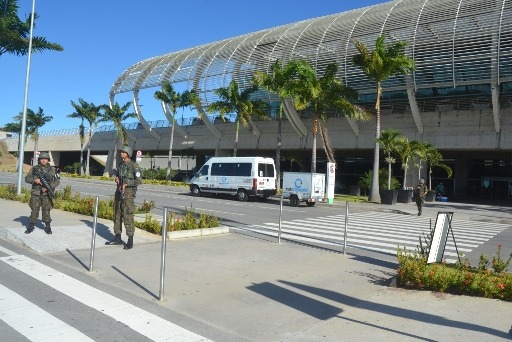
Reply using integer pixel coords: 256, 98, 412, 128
1, 198, 511, 341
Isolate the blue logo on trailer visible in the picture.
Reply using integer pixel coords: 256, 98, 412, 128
294, 178, 308, 192
220, 177, 229, 185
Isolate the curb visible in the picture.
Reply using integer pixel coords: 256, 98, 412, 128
167, 226, 230, 240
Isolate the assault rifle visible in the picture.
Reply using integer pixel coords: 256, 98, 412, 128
33, 168, 55, 206
116, 168, 125, 203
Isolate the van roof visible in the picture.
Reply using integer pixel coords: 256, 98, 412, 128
206, 156, 274, 162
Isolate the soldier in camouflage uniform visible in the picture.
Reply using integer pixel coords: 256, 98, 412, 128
105, 145, 142, 250
414, 179, 428, 216
24, 152, 60, 234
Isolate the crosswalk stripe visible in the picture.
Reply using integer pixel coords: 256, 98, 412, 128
238, 212, 509, 263
0, 245, 17, 256
0, 283, 93, 341
0, 255, 211, 342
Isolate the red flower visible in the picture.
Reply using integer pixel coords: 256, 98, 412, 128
497, 283, 505, 290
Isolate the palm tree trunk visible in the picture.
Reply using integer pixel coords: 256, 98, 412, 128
86, 129, 92, 176
33, 130, 38, 166
311, 132, 317, 173
311, 115, 318, 173
387, 155, 392, 190
403, 157, 409, 190
167, 115, 175, 180
234, 120, 239, 157
369, 82, 382, 203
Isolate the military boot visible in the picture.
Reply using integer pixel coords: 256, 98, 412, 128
25, 222, 35, 234
105, 234, 123, 245
44, 223, 52, 234
123, 236, 133, 250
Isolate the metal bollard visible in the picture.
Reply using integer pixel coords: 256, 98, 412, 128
159, 207, 168, 301
343, 201, 348, 254
89, 196, 99, 272
278, 191, 284, 244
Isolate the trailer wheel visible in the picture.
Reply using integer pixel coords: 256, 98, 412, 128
191, 185, 201, 197
289, 195, 300, 207
306, 201, 316, 207
237, 189, 249, 202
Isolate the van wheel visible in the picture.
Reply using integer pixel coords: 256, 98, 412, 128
289, 195, 299, 207
237, 189, 248, 202
191, 185, 201, 197
306, 201, 316, 207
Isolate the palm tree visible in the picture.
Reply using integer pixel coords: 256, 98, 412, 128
293, 62, 364, 172
154, 81, 199, 179
283, 152, 304, 172
352, 34, 415, 202
206, 80, 268, 157
68, 98, 101, 176
15, 107, 52, 165
98, 101, 136, 175
409, 140, 426, 181
424, 143, 452, 190
253, 59, 311, 189
395, 135, 413, 189
377, 128, 405, 190
2, 121, 22, 168
0, 0, 63, 57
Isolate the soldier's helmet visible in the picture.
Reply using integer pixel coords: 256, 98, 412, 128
419, 179, 425, 184
120, 145, 133, 157
38, 152, 50, 160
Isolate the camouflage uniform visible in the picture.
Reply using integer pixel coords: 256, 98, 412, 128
113, 159, 142, 237
25, 162, 60, 228
414, 181, 428, 216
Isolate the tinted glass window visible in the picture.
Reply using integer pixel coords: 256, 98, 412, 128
211, 163, 232, 176
258, 163, 275, 177
234, 163, 252, 176
211, 162, 252, 176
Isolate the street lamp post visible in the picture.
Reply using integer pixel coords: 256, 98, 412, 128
16, 0, 36, 195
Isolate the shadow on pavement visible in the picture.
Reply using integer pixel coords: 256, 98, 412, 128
111, 266, 158, 300
349, 254, 397, 270
66, 248, 89, 271
278, 280, 511, 340
80, 220, 114, 241
247, 282, 342, 320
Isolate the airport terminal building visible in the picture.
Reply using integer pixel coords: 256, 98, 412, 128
5, 0, 512, 199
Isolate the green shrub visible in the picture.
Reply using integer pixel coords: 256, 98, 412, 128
397, 246, 512, 301
359, 168, 401, 193
138, 199, 155, 213
134, 214, 162, 234
0, 184, 219, 235
166, 204, 221, 231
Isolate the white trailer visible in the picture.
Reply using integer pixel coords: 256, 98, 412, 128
282, 172, 325, 207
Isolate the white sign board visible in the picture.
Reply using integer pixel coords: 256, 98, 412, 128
427, 212, 454, 264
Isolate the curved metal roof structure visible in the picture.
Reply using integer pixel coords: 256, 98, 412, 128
111, 0, 512, 137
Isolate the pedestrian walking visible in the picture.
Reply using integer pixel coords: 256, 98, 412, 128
105, 145, 142, 250
24, 152, 60, 234
414, 179, 428, 216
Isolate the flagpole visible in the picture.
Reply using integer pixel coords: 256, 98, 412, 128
17, 0, 36, 195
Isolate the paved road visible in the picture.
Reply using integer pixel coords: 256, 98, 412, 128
234, 211, 510, 264
1, 175, 512, 340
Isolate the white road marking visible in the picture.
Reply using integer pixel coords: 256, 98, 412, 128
0, 255, 211, 342
0, 245, 17, 256
0, 283, 93, 341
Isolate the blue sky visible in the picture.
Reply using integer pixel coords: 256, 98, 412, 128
1, 0, 384, 132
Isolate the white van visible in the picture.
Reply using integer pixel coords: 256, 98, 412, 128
189, 157, 277, 201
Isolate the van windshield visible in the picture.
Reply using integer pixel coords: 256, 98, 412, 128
258, 163, 275, 177
199, 165, 209, 176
